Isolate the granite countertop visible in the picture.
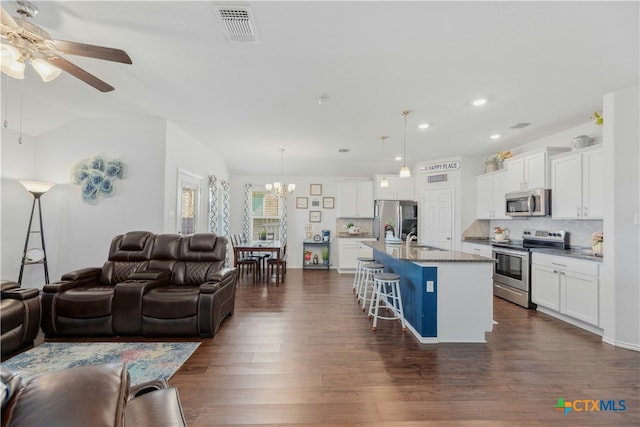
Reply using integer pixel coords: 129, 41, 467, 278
364, 241, 494, 263
461, 238, 603, 262
529, 247, 603, 262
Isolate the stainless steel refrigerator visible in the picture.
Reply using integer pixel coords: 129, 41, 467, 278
373, 200, 418, 241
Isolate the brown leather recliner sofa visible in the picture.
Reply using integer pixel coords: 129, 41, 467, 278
1, 281, 40, 359
41, 231, 237, 338
1, 363, 187, 427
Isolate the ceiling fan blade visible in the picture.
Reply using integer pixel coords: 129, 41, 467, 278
46, 55, 115, 92
1, 5, 18, 27
51, 39, 132, 64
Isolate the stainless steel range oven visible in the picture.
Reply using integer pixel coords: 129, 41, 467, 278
492, 229, 568, 308
492, 246, 531, 308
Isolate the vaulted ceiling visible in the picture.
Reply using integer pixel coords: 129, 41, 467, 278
2, 1, 638, 177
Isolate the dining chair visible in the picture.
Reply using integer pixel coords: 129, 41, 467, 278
230, 234, 259, 282
267, 240, 287, 283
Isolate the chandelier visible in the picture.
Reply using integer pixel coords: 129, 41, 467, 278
266, 148, 295, 197
399, 110, 411, 178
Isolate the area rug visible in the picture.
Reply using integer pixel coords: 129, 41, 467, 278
1, 342, 200, 385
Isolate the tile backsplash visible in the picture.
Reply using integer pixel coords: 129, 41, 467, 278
490, 218, 603, 248
336, 218, 374, 235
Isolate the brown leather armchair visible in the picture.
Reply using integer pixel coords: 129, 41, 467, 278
1, 363, 187, 427
41, 231, 155, 336
1, 281, 40, 359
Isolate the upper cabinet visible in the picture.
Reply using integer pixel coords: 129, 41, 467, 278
505, 147, 570, 192
374, 175, 415, 200
338, 181, 374, 218
551, 146, 604, 219
475, 171, 510, 219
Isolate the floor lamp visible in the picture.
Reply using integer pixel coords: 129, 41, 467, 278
18, 180, 55, 285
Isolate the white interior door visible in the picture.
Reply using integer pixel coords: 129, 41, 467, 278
421, 187, 453, 250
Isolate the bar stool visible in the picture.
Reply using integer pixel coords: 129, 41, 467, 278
369, 272, 406, 332
352, 257, 375, 297
358, 262, 384, 312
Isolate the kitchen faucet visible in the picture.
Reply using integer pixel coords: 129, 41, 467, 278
406, 232, 417, 251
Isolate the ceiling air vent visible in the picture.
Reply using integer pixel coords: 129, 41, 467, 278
215, 6, 259, 43
509, 122, 531, 129
338, 149, 350, 153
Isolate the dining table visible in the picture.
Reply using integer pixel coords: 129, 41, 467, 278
233, 239, 284, 285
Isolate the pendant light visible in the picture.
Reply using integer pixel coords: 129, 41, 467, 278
379, 136, 389, 188
399, 110, 411, 178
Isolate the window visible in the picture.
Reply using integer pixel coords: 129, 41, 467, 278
177, 169, 202, 235
251, 190, 282, 240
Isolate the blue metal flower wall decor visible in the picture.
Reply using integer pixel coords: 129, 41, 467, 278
71, 155, 127, 204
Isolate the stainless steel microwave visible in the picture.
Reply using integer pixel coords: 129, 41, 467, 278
505, 189, 551, 217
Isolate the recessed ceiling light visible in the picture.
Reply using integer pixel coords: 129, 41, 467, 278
395, 156, 402, 161
418, 123, 430, 130
490, 134, 501, 140
471, 98, 488, 107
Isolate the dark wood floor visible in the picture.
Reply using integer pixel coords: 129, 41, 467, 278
168, 269, 640, 426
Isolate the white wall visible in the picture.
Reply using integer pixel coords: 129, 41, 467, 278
230, 175, 348, 268
1, 128, 37, 283
602, 86, 640, 351
1, 117, 167, 287
163, 121, 230, 234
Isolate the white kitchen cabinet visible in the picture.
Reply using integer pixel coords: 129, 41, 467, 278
337, 238, 375, 272
374, 175, 415, 200
475, 171, 509, 219
531, 264, 561, 311
531, 252, 599, 328
506, 147, 569, 192
551, 146, 604, 219
338, 181, 374, 218
461, 242, 493, 258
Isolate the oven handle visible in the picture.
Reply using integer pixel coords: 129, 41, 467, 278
492, 247, 530, 258
527, 192, 534, 215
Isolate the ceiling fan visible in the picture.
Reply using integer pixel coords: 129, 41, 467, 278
0, 0, 131, 92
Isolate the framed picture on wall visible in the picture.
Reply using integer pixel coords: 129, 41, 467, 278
311, 199, 320, 207
296, 197, 308, 209
309, 211, 321, 222
310, 184, 322, 196
323, 197, 335, 209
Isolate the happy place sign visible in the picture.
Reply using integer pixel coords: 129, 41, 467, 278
418, 160, 461, 173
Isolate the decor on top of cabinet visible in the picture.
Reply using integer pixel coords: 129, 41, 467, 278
571, 135, 595, 150
496, 150, 512, 162
484, 158, 498, 173
591, 231, 603, 256
485, 151, 512, 173
592, 111, 603, 126
71, 155, 127, 205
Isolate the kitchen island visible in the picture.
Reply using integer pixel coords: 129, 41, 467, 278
363, 241, 495, 343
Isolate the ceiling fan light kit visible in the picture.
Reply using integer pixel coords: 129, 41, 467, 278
1, 1, 132, 91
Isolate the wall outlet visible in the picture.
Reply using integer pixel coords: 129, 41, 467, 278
426, 281, 434, 292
